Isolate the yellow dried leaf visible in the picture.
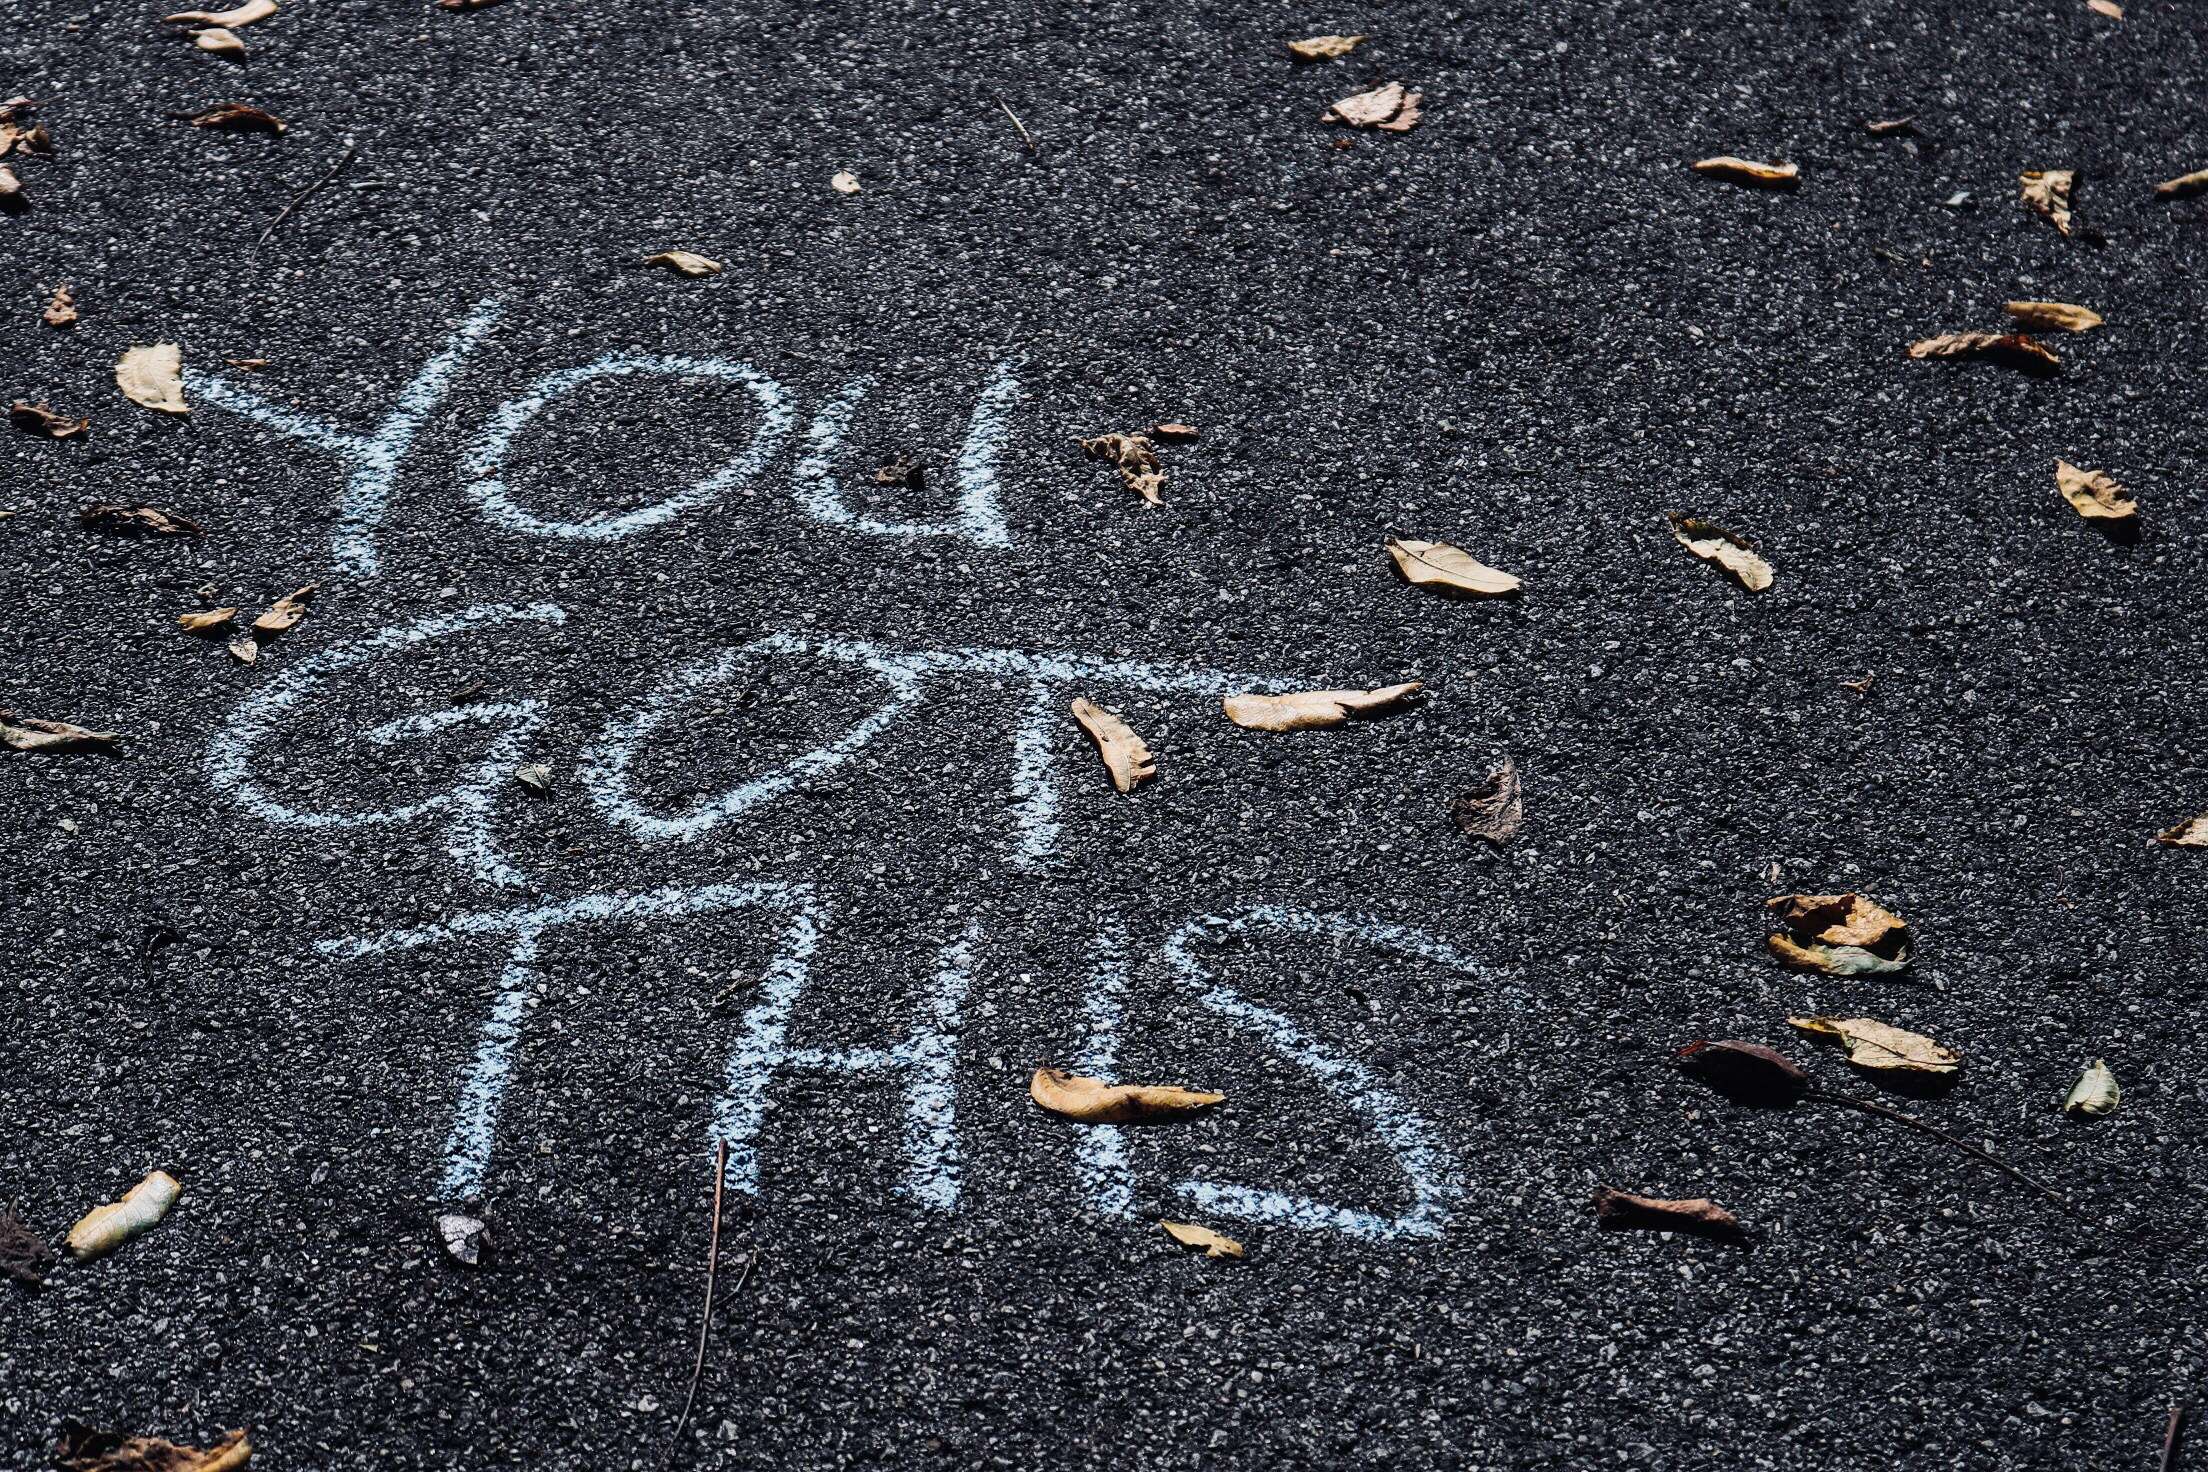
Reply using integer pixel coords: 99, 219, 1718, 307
1323, 82, 1421, 132
1691, 155, 1800, 189
1385, 537, 1520, 597
43, 282, 76, 327
2086, 0, 2123, 17
830, 170, 860, 194
2004, 300, 2102, 333
1161, 1220, 1243, 1259
163, 0, 276, 25
66, 1171, 181, 1261
2054, 459, 2137, 522
177, 606, 238, 633
1765, 892, 1911, 975
1221, 681, 1421, 732
1667, 514, 1773, 591
2153, 814, 2208, 847
1788, 1016, 1960, 1075
55, 1424, 252, 1472
252, 583, 317, 636
643, 250, 721, 277
1288, 33, 1367, 62
2156, 168, 2208, 200
0, 710, 119, 752
1071, 698, 1155, 793
117, 344, 189, 414
2063, 1059, 2119, 1117
193, 27, 246, 55
1906, 331, 2060, 375
1029, 1067, 1223, 1123
1077, 432, 1165, 505
2020, 169, 2075, 235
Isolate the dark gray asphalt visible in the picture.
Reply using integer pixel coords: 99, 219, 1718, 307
6, 0, 2208, 1467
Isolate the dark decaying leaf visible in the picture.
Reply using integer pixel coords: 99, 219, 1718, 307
0, 710, 119, 752
183, 102, 287, 134
1765, 891, 1913, 976
55, 1422, 252, 1472
10, 400, 87, 439
872, 453, 924, 488
0, 1204, 57, 1287
1674, 1039, 1810, 1105
79, 504, 203, 537
1451, 755, 1522, 845
1592, 1186, 1746, 1238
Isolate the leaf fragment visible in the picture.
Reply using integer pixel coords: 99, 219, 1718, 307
0, 164, 25, 206
1905, 331, 2060, 376
1674, 1039, 1810, 1105
1864, 116, 1918, 136
1451, 755, 1523, 846
1149, 422, 1199, 443
436, 0, 506, 11
2063, 1059, 2119, 1118
228, 637, 259, 665
1160, 1220, 1243, 1259
66, 1170, 181, 1261
1029, 1067, 1223, 1123
0, 710, 119, 751
10, 400, 87, 439
514, 762, 553, 794
2086, 0, 2123, 17
116, 343, 190, 414
193, 27, 247, 56
830, 170, 860, 194
2153, 814, 2208, 847
1287, 34, 1367, 62
1071, 698, 1155, 793
43, 282, 76, 327
1222, 681, 1421, 732
642, 250, 721, 277
162, 0, 276, 25
1385, 536, 1520, 597
177, 606, 238, 634
2053, 460, 2137, 523
436, 1210, 493, 1267
2019, 169, 2075, 235
1765, 892, 1912, 975
1077, 432, 1165, 505
0, 1203, 57, 1288
55, 1423, 252, 1472
1666, 514, 1773, 591
1591, 1186, 1745, 1237
184, 102, 286, 133
1788, 1015, 1960, 1075
252, 583, 316, 637
1323, 82, 1422, 132
80, 503, 203, 536
1691, 155, 1800, 189
2156, 168, 2208, 200
2004, 300, 2102, 333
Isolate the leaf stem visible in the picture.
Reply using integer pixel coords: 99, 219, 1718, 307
1808, 1088, 2111, 1234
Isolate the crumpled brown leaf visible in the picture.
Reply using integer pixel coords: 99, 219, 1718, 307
252, 583, 316, 637
193, 28, 247, 56
116, 344, 190, 414
1072, 698, 1155, 793
1, 710, 119, 752
1788, 1015, 1960, 1075
0, 1203, 57, 1287
162, 0, 276, 25
1691, 155, 1799, 189
2004, 300, 2102, 333
1222, 682, 1421, 732
55, 1422, 252, 1472
1591, 1186, 1745, 1237
1149, 422, 1199, 443
1906, 331, 2060, 376
2157, 168, 2208, 200
2153, 814, 2208, 847
1029, 1067, 1223, 1123
1667, 514, 1773, 591
11, 400, 87, 439
1288, 34, 1367, 62
80, 504, 203, 537
43, 282, 75, 328
1765, 892, 1912, 976
1323, 82, 1421, 132
1674, 1039, 1810, 1105
2054, 460, 2137, 523
1451, 755, 1523, 846
1160, 1220, 1244, 1259
184, 102, 286, 134
1385, 536, 1520, 597
2020, 169, 2075, 235
1077, 432, 1164, 505
644, 250, 722, 277
177, 607, 238, 634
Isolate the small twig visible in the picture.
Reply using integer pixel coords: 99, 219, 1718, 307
664, 1140, 731, 1465
994, 94, 1036, 154
258, 137, 359, 245
2165, 1404, 2191, 1472
1811, 1089, 2108, 1232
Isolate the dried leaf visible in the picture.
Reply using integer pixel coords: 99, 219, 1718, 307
1592, 1186, 1744, 1237
185, 102, 286, 133
0, 1204, 57, 1287
1905, 331, 2061, 376
193, 27, 247, 56
872, 453, 924, 488
1691, 155, 1800, 189
436, 1211, 493, 1267
0, 711, 119, 752
1222, 681, 1421, 732
1864, 116, 1918, 136
514, 763, 553, 794
1451, 756, 1523, 846
1323, 82, 1422, 132
830, 170, 860, 194
2054, 459, 2137, 522
228, 637, 259, 665
1765, 892, 1912, 975
66, 1171, 181, 1261
223, 357, 269, 370
1077, 432, 1165, 505
43, 282, 76, 327
2156, 168, 2208, 200
2064, 1059, 2120, 1118
1667, 514, 1774, 591
163, 0, 276, 25
1287, 33, 1367, 62
252, 583, 316, 637
2153, 814, 2208, 847
2004, 300, 2102, 333
1029, 1067, 1223, 1123
1149, 422, 1199, 443
1674, 1039, 1810, 1105
436, 0, 505, 11
1385, 536, 1521, 597
1788, 1015, 1960, 1075
2086, 0, 2123, 17
642, 249, 721, 277
2019, 169, 2075, 235
1160, 1220, 1243, 1259
177, 606, 238, 634
56, 1424, 251, 1472
0, 164, 25, 205
10, 400, 87, 439
80, 504, 203, 536
116, 344, 190, 414
1071, 698, 1155, 794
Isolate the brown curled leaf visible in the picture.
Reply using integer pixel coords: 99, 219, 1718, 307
1674, 1040, 1810, 1105
177, 607, 238, 634
643, 250, 722, 277
184, 102, 286, 134
1029, 1067, 1223, 1123
0, 1203, 57, 1287
10, 400, 87, 439
1077, 432, 1165, 505
0, 711, 118, 752
1667, 514, 1773, 591
1864, 116, 1917, 137
252, 583, 317, 637
1905, 331, 2060, 376
1788, 1015, 1960, 1075
55, 1422, 251, 1472
1385, 536, 1520, 597
1592, 1186, 1745, 1238
1451, 755, 1523, 846
1160, 1220, 1243, 1259
1765, 892, 1912, 975
2153, 814, 2208, 848
2054, 459, 2137, 523
1323, 82, 1421, 132
1071, 697, 1155, 793
1691, 155, 1799, 189
2020, 169, 2075, 235
1149, 422, 1199, 443
79, 504, 203, 537
2004, 300, 2102, 333
2156, 168, 2208, 200
43, 283, 76, 328
1222, 681, 1421, 732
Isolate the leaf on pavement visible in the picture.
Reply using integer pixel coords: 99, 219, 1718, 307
1691, 155, 1800, 189
1161, 1220, 1244, 1259
1029, 1067, 1223, 1123
830, 170, 860, 194
184, 102, 286, 133
1077, 432, 1165, 505
2086, 0, 2123, 18
1222, 681, 1421, 732
1864, 116, 1917, 136
162, 0, 276, 25
80, 504, 203, 536
1674, 1039, 1810, 1105
0, 1203, 57, 1287
56, 1423, 252, 1472
1765, 892, 1912, 976
1451, 755, 1523, 846
10, 400, 87, 439
1288, 34, 1367, 61
436, 1210, 493, 1267
43, 282, 75, 327
1591, 1186, 1745, 1237
177, 606, 238, 634
1323, 82, 1422, 132
2153, 814, 2208, 847
2156, 168, 2208, 200
252, 583, 317, 637
228, 637, 259, 665
1788, 1015, 1960, 1075
2063, 1059, 2120, 1118
1072, 697, 1155, 793
1149, 421, 1199, 443
2054, 460, 2137, 523
1906, 331, 2060, 376
2019, 168, 2075, 235
66, 1170, 181, 1261
2004, 300, 2102, 333
194, 28, 247, 56
116, 344, 190, 413
643, 250, 721, 277
1, 710, 119, 752
1385, 536, 1520, 597
1667, 514, 1773, 591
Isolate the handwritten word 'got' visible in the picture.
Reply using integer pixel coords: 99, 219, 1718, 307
188, 299, 1021, 577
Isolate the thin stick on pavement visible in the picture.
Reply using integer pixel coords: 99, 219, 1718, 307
666, 1139, 731, 1464
258, 137, 359, 245
2165, 1404, 2191, 1472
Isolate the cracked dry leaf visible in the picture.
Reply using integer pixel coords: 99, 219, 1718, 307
1667, 514, 1773, 591
1161, 1221, 1243, 1259
55, 1423, 252, 1472
1906, 331, 2060, 376
67, 1171, 181, 1261
2064, 1059, 2120, 1118
2153, 814, 2208, 847
2054, 460, 2137, 523
11, 400, 87, 439
1765, 892, 1912, 976
1386, 537, 1520, 597
43, 282, 75, 327
1592, 1186, 1744, 1237
1288, 33, 1367, 61
1, 711, 118, 751
163, 0, 276, 24
1451, 755, 1523, 846
1, 1203, 57, 1287
117, 344, 189, 414
194, 28, 247, 56
177, 606, 238, 634
1072, 698, 1155, 793
1691, 155, 1800, 189
1222, 681, 1421, 732
2157, 168, 2208, 200
2004, 300, 2102, 333
1323, 81, 1422, 132
2020, 169, 2075, 235
1077, 432, 1165, 505
80, 504, 203, 536
643, 250, 722, 277
1788, 1015, 1960, 1075
252, 583, 316, 637
1029, 1068, 1223, 1123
